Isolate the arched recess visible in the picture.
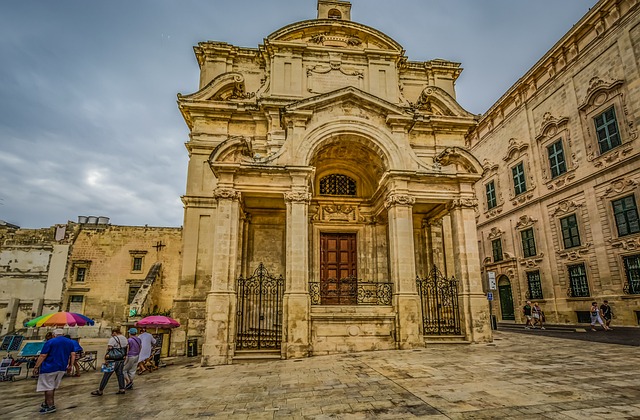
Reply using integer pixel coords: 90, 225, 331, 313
497, 275, 515, 321
297, 119, 406, 172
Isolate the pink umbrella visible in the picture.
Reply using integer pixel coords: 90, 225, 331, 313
135, 315, 180, 329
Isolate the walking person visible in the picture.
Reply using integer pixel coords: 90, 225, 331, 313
589, 301, 610, 331
600, 300, 614, 330
123, 328, 142, 390
137, 327, 157, 374
91, 328, 128, 396
32, 328, 76, 414
532, 302, 545, 329
522, 301, 533, 329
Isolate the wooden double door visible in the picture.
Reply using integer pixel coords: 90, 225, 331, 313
320, 233, 357, 304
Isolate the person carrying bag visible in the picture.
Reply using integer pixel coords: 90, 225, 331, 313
91, 328, 128, 396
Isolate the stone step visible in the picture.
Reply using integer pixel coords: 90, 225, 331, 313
497, 322, 586, 332
233, 350, 282, 364
424, 335, 470, 345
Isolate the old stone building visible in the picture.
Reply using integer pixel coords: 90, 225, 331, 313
468, 0, 640, 326
0, 222, 71, 335
173, 0, 491, 364
64, 219, 182, 328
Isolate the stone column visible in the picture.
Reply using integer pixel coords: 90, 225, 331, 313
283, 190, 311, 359
448, 198, 492, 343
201, 187, 242, 366
385, 193, 422, 349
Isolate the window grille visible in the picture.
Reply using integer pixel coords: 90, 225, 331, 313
319, 174, 356, 196
568, 263, 589, 297
527, 271, 543, 299
595, 106, 621, 154
623, 255, 640, 295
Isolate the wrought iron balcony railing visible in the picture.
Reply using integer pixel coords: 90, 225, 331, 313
309, 277, 393, 305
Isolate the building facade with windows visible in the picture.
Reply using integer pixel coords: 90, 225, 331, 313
64, 221, 182, 327
468, 0, 640, 326
173, 0, 491, 364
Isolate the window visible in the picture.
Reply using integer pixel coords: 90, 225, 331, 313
492, 239, 503, 262
594, 106, 621, 154
527, 271, 543, 299
613, 195, 640, 237
623, 255, 640, 295
75, 267, 86, 283
128, 286, 141, 304
68, 295, 84, 313
319, 174, 356, 196
132, 257, 143, 272
327, 8, 342, 19
486, 181, 497, 209
568, 263, 590, 297
521, 228, 537, 258
547, 140, 567, 178
512, 162, 527, 196
560, 214, 581, 249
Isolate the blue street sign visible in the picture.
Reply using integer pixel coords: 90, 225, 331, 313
487, 292, 493, 301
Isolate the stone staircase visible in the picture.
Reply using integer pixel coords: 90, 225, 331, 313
423, 334, 470, 345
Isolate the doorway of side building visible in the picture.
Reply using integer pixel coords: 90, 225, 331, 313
498, 276, 515, 320
320, 232, 357, 304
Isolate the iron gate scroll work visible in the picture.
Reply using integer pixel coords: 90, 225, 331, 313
416, 266, 461, 335
236, 263, 284, 350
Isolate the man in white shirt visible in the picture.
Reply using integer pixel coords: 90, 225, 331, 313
137, 328, 157, 373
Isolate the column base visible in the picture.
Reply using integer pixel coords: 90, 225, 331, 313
200, 291, 234, 366
283, 293, 310, 359
394, 293, 424, 349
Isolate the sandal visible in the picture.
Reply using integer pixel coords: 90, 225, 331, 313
91, 390, 103, 396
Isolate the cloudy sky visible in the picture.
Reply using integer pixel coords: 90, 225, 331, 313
0, 0, 596, 228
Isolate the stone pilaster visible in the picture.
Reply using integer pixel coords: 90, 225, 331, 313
201, 187, 241, 366
283, 190, 311, 359
385, 192, 422, 349
448, 198, 492, 343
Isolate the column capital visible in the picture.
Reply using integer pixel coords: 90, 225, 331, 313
447, 197, 478, 210
284, 191, 311, 204
213, 187, 241, 201
384, 192, 415, 208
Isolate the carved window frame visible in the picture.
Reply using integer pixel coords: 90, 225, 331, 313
67, 295, 85, 313
480, 159, 504, 217
578, 78, 636, 168
526, 270, 543, 300
550, 200, 590, 258
560, 214, 581, 249
621, 254, 640, 295
612, 194, 640, 238
567, 262, 590, 298
535, 114, 577, 191
129, 250, 147, 274
71, 261, 91, 284
502, 139, 535, 205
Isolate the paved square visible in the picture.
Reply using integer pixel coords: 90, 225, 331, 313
2, 331, 639, 418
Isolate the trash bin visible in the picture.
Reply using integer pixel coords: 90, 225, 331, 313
187, 338, 198, 357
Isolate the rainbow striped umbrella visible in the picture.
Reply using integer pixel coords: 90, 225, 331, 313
25, 312, 95, 327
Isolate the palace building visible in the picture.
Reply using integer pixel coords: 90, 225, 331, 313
468, 0, 640, 326
172, 0, 491, 364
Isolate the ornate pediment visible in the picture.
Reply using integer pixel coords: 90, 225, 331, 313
410, 86, 474, 118
550, 200, 583, 217
178, 72, 255, 102
503, 138, 529, 163
488, 227, 504, 240
482, 159, 499, 176
535, 113, 569, 141
600, 176, 638, 199
578, 77, 624, 111
515, 215, 537, 229
435, 147, 483, 175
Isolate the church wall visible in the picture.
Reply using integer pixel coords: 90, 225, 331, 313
246, 212, 286, 277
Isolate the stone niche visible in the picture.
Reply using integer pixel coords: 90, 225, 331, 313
310, 305, 396, 355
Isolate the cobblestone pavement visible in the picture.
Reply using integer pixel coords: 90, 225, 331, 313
2, 331, 640, 419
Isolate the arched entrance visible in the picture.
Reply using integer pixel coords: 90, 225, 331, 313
498, 276, 515, 320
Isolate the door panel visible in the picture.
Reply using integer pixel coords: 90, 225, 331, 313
320, 233, 357, 304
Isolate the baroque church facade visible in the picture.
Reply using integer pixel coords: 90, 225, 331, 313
172, 0, 491, 364
468, 0, 640, 326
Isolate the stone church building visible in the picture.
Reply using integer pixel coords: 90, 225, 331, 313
173, 0, 491, 364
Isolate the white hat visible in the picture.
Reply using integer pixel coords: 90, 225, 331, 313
53, 328, 65, 336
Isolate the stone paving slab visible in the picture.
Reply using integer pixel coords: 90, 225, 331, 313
2, 331, 640, 419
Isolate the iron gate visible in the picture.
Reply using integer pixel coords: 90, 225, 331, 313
236, 263, 284, 350
416, 266, 461, 335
